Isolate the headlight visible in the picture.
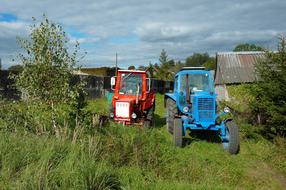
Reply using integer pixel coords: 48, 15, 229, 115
183, 106, 189, 113
224, 107, 230, 113
131, 113, 137, 119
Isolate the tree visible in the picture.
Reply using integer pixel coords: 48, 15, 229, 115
233, 43, 264, 52
147, 62, 154, 77
152, 49, 174, 80
128, 65, 135, 70
185, 53, 210, 67
137, 65, 146, 71
8, 64, 23, 72
14, 15, 84, 134
15, 15, 83, 105
159, 49, 168, 65
202, 57, 216, 70
0, 58, 2, 70
249, 35, 286, 137
168, 59, 175, 67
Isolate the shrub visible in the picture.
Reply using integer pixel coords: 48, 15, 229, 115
0, 100, 77, 135
249, 35, 286, 137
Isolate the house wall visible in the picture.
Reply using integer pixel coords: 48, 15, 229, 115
215, 84, 230, 101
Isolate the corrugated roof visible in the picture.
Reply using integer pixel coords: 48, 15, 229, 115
214, 51, 265, 84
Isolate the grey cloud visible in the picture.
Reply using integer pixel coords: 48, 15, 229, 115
0, 0, 286, 68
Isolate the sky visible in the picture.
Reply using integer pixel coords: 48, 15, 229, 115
0, 0, 286, 69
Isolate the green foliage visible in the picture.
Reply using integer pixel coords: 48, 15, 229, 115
0, 100, 76, 135
202, 57, 216, 70
159, 49, 169, 65
226, 84, 254, 114
185, 53, 210, 67
249, 36, 286, 137
14, 15, 84, 107
153, 49, 176, 80
137, 65, 146, 71
8, 64, 23, 72
233, 43, 264, 52
128, 65, 135, 70
149, 51, 215, 80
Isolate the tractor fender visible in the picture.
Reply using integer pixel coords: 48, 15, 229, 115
223, 118, 233, 123
164, 93, 176, 107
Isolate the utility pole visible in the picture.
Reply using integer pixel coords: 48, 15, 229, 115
115, 53, 118, 76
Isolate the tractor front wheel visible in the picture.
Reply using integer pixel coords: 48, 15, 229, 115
166, 98, 177, 134
173, 118, 183, 147
223, 120, 240, 154
144, 104, 155, 128
143, 120, 151, 128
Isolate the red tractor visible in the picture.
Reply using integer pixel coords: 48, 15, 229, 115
108, 69, 155, 127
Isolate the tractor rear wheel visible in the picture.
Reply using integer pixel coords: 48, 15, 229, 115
166, 98, 177, 134
223, 120, 240, 154
173, 118, 183, 147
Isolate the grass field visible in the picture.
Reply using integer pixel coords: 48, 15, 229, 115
0, 94, 285, 189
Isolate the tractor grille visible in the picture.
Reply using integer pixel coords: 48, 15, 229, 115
198, 97, 214, 121
115, 102, 130, 118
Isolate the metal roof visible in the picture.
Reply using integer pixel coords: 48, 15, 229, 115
214, 51, 265, 84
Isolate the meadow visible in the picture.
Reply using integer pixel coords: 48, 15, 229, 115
0, 94, 285, 189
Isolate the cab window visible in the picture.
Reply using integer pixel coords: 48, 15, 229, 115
175, 76, 178, 91
180, 74, 210, 92
119, 73, 142, 95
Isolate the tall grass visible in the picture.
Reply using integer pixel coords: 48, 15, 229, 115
0, 94, 285, 189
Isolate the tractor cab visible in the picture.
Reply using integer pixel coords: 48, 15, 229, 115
173, 67, 216, 127
109, 70, 155, 127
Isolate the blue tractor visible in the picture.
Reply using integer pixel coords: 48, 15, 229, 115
165, 67, 239, 154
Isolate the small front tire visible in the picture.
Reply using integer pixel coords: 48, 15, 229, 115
166, 99, 177, 134
223, 120, 240, 154
143, 120, 151, 129
173, 118, 183, 147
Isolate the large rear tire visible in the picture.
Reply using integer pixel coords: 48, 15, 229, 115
223, 120, 240, 154
166, 98, 177, 134
173, 118, 183, 147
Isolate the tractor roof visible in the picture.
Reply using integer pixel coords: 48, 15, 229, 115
176, 67, 210, 77
180, 67, 205, 71
118, 69, 146, 73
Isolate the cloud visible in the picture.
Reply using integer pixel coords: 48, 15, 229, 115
0, 0, 286, 68
70, 37, 101, 44
0, 20, 29, 68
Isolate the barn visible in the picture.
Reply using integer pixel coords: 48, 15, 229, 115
214, 51, 265, 100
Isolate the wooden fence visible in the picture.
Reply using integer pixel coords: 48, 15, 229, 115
0, 71, 174, 100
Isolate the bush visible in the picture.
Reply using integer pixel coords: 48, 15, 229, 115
0, 100, 77, 135
249, 36, 286, 137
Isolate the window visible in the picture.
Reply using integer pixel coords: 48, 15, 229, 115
175, 76, 178, 91
119, 73, 142, 95
180, 74, 210, 92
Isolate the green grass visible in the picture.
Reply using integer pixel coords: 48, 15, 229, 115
0, 94, 285, 189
